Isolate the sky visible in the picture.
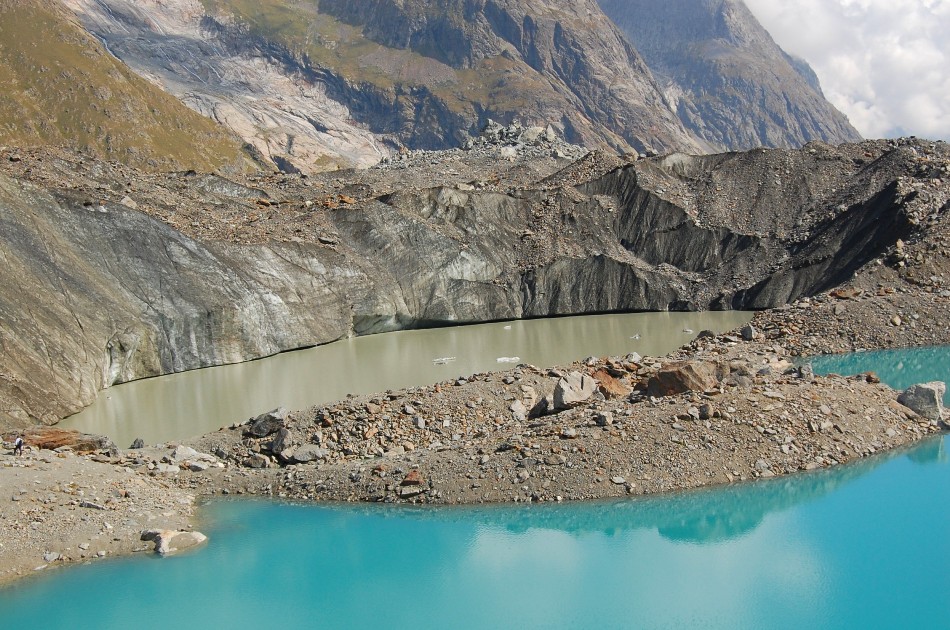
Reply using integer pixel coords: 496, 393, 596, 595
743, 0, 950, 141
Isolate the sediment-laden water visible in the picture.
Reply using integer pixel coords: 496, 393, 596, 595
64, 311, 751, 446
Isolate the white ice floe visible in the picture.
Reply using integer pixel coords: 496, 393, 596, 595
503, 325, 512, 330
432, 357, 457, 364
629, 333, 641, 339
682, 328, 694, 334
496, 357, 521, 363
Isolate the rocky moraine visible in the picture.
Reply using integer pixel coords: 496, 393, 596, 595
1, 127, 948, 582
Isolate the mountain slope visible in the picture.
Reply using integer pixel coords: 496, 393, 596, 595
61, 0, 704, 175
311, 0, 703, 153
0, 0, 256, 172
597, 0, 862, 150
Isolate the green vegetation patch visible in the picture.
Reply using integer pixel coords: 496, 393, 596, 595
0, 0, 254, 172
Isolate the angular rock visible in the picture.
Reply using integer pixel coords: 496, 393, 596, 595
898, 382, 946, 422
267, 428, 293, 454
141, 529, 208, 556
592, 369, 632, 399
242, 453, 269, 469
129, 438, 145, 449
594, 412, 614, 427
510, 400, 528, 422
646, 361, 720, 397
292, 445, 328, 463
245, 408, 287, 438
170, 445, 199, 461
740, 324, 756, 341
401, 470, 424, 486
554, 372, 599, 410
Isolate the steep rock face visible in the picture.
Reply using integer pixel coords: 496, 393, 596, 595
61, 0, 389, 173
316, 0, 702, 153
598, 0, 862, 150
2, 138, 946, 430
0, 0, 254, 172
61, 0, 704, 173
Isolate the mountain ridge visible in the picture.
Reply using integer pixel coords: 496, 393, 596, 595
598, 0, 862, 150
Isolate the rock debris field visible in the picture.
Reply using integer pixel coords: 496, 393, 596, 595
1, 130, 949, 584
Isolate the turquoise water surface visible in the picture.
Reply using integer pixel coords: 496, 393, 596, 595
810, 345, 950, 402
2, 347, 948, 629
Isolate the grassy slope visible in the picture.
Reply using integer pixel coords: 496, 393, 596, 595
0, 0, 256, 173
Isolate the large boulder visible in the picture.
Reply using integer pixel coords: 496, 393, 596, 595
292, 444, 328, 464
21, 427, 117, 455
592, 369, 632, 399
554, 372, 599, 410
646, 361, 720, 397
245, 408, 287, 438
267, 428, 294, 454
141, 529, 208, 556
898, 382, 946, 423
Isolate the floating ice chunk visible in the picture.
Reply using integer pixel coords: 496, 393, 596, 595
629, 333, 641, 340
432, 357, 456, 364
503, 325, 512, 330
682, 328, 694, 334
496, 357, 521, 363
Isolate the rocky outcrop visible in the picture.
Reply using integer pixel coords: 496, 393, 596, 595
57, 0, 865, 171
0, 137, 947, 430
598, 0, 862, 150
61, 0, 709, 170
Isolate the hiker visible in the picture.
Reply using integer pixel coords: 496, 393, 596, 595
13, 436, 23, 456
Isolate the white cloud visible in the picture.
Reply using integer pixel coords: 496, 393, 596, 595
744, 0, 950, 140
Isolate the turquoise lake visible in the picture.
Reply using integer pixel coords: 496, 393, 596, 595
2, 346, 948, 628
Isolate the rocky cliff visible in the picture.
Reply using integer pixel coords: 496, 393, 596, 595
1, 134, 947, 429
598, 0, 862, 150
61, 0, 707, 173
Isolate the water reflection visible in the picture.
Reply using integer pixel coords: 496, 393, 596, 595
809, 344, 950, 402
4, 434, 946, 629
336, 436, 926, 544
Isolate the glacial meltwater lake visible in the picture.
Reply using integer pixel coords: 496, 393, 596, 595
64, 310, 751, 446
6, 325, 950, 627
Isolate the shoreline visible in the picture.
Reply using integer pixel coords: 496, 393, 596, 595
2, 294, 946, 586
2, 134, 948, 585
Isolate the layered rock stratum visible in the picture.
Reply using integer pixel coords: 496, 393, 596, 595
0, 130, 947, 430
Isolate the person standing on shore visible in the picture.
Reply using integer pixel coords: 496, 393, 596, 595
13, 436, 23, 456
